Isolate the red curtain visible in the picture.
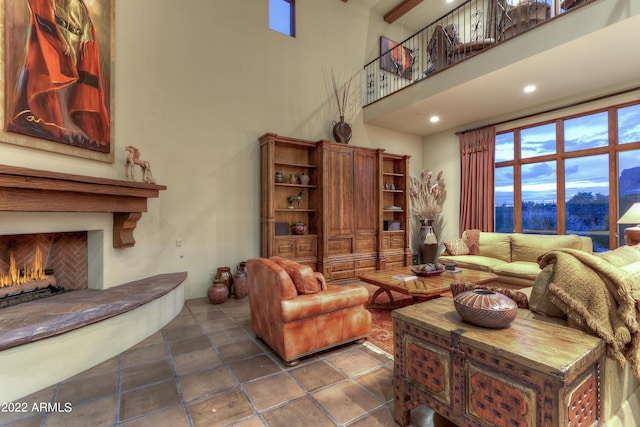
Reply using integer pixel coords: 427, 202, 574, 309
459, 127, 496, 233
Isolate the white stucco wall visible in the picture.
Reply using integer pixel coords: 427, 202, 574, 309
0, 1, 423, 299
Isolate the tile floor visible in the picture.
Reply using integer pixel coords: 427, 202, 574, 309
0, 297, 440, 427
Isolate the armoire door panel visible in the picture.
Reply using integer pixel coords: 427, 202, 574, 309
353, 150, 377, 233
326, 148, 354, 235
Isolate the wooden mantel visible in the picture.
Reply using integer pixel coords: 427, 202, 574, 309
0, 164, 167, 248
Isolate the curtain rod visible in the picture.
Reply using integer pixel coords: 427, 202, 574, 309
455, 85, 640, 136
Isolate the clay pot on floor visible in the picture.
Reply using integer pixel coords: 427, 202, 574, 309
233, 267, 248, 299
208, 279, 228, 304
215, 266, 233, 296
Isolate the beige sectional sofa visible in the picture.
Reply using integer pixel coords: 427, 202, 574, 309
450, 243, 640, 425
439, 230, 593, 288
522, 244, 640, 426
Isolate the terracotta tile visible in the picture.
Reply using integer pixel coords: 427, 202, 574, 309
221, 302, 251, 319
121, 342, 168, 369
129, 331, 164, 349
56, 371, 117, 405
231, 315, 252, 331
44, 395, 116, 427
312, 380, 383, 424
326, 348, 383, 377
179, 365, 236, 402
119, 380, 180, 422
243, 372, 305, 411
0, 386, 55, 424
188, 389, 254, 426
185, 299, 219, 315
361, 342, 394, 363
167, 335, 211, 356
261, 396, 334, 427
216, 340, 263, 362
120, 359, 174, 391
0, 416, 43, 427
185, 297, 210, 308
162, 324, 204, 342
289, 360, 346, 392
172, 347, 222, 376
201, 319, 244, 335
192, 309, 228, 321
228, 355, 281, 383
64, 356, 118, 379
206, 326, 251, 346
348, 406, 400, 427
353, 366, 395, 403
230, 416, 268, 427
163, 313, 198, 330
118, 405, 190, 427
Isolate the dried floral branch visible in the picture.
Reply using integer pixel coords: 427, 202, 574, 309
331, 70, 353, 119
409, 170, 446, 222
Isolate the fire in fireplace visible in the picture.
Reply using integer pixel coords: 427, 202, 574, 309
0, 232, 88, 308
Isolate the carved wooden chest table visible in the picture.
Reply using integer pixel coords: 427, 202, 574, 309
392, 298, 605, 427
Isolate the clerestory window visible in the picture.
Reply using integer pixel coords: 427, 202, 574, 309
269, 0, 295, 37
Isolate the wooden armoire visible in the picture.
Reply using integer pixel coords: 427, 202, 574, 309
259, 133, 411, 283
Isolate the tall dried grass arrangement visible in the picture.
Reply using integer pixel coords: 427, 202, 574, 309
409, 170, 446, 222
331, 70, 353, 120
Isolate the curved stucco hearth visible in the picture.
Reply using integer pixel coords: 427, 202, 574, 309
0, 275, 185, 403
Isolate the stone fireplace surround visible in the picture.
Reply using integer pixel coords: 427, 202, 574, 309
0, 165, 186, 403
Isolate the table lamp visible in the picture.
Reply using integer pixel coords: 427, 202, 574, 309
617, 203, 640, 245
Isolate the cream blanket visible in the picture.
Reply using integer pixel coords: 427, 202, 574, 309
538, 248, 640, 378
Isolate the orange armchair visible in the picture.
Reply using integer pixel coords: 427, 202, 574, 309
247, 257, 372, 366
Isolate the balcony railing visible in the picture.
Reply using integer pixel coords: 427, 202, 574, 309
364, 0, 592, 106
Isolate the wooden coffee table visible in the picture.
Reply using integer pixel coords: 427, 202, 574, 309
359, 267, 498, 309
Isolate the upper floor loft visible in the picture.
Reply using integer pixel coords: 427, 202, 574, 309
363, 0, 640, 136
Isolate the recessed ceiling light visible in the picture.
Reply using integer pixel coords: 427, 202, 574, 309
430, 115, 440, 123
524, 85, 537, 93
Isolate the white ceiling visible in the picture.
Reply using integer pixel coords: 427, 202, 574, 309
356, 0, 640, 136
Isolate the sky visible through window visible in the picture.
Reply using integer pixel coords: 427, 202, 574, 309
495, 105, 640, 206
269, 0, 293, 36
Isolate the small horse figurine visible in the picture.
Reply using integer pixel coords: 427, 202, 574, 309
125, 146, 156, 184
287, 191, 304, 209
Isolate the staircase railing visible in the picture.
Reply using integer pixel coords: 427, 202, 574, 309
363, 0, 591, 106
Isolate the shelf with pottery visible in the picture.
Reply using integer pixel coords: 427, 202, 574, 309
380, 153, 411, 269
261, 133, 320, 269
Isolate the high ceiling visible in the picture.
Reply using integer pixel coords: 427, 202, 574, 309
352, 0, 640, 136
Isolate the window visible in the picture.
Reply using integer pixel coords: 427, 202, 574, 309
269, 0, 295, 37
494, 101, 640, 251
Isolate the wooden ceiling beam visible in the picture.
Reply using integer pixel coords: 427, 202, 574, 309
384, 0, 424, 23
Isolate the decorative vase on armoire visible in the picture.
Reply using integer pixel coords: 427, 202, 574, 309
332, 116, 352, 144
417, 219, 438, 264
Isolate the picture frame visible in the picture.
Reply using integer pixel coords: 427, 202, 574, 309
380, 36, 413, 80
0, 0, 115, 163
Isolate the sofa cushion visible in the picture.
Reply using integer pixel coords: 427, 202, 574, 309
269, 256, 322, 295
437, 255, 507, 272
491, 261, 541, 281
443, 238, 470, 256
511, 234, 583, 263
477, 232, 512, 262
598, 245, 640, 267
528, 264, 566, 319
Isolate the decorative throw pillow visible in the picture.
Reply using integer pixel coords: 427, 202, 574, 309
444, 238, 470, 256
270, 256, 322, 295
450, 281, 529, 309
465, 229, 481, 255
